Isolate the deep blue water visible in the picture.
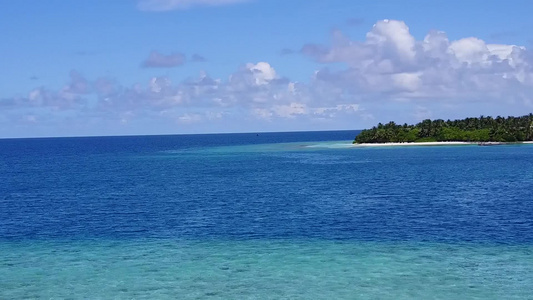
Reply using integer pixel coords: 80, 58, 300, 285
1, 131, 532, 299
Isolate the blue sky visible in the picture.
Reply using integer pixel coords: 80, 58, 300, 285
2, 0, 533, 137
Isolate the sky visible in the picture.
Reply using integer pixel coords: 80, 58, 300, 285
1, 0, 533, 138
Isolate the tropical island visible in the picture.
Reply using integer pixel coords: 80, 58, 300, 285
354, 114, 533, 144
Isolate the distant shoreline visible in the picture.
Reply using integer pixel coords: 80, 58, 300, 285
353, 141, 533, 147
353, 114, 533, 144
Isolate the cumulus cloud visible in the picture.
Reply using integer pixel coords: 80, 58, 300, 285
301, 19, 533, 105
137, 0, 248, 11
245, 62, 277, 85
142, 51, 186, 68
1, 87, 85, 110
51, 60, 361, 127
4, 19, 533, 136
1, 70, 90, 111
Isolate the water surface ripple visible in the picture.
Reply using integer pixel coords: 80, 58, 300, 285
1, 131, 532, 299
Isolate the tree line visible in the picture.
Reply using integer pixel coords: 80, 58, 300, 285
354, 114, 533, 144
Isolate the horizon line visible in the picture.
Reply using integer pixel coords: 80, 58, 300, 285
0, 129, 361, 140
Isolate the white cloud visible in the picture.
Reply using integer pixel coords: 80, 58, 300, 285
178, 113, 203, 124
391, 72, 422, 92
85, 62, 370, 126
252, 108, 273, 120
302, 19, 533, 105
314, 104, 360, 116
149, 77, 171, 93
422, 30, 449, 59
0, 85, 86, 111
449, 37, 489, 64
272, 102, 307, 118
4, 19, 533, 136
137, 0, 248, 11
366, 19, 416, 63
246, 62, 277, 85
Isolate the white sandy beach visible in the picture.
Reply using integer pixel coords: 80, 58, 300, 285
353, 141, 533, 147
353, 141, 476, 147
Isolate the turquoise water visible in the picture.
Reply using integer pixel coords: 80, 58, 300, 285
1, 131, 532, 299
2, 240, 532, 299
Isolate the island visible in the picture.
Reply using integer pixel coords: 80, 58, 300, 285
354, 114, 533, 144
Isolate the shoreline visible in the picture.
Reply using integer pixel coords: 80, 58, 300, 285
352, 141, 533, 147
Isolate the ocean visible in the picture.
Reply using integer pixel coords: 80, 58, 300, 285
1, 131, 532, 299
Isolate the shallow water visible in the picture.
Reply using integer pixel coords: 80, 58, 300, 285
2, 239, 532, 299
1, 131, 532, 299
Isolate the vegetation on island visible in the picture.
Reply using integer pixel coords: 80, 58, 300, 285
354, 114, 533, 144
